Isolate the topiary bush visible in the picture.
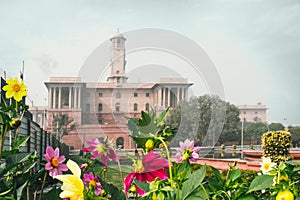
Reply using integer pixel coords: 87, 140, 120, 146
261, 130, 292, 163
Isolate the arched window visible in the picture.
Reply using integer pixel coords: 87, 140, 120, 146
134, 103, 138, 111
98, 103, 102, 112
116, 137, 124, 149
145, 103, 150, 112
115, 103, 120, 112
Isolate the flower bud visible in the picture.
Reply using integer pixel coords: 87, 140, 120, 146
145, 139, 155, 151
9, 118, 21, 129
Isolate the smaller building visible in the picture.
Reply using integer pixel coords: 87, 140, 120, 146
237, 102, 268, 122
28, 106, 48, 129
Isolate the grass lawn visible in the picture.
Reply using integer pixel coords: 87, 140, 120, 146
69, 155, 133, 190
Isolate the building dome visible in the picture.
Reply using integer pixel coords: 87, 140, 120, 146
110, 32, 126, 40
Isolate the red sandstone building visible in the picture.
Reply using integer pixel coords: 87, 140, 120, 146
43, 32, 192, 149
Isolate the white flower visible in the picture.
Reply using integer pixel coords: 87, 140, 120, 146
260, 157, 276, 174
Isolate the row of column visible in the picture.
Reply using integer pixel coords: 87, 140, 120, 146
156, 87, 188, 108
48, 87, 81, 109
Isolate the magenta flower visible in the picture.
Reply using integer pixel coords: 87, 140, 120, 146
83, 172, 102, 196
44, 146, 68, 178
84, 138, 118, 167
176, 139, 200, 163
124, 152, 169, 196
80, 163, 88, 172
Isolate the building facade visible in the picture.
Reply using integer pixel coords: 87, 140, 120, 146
237, 102, 268, 123
44, 32, 193, 149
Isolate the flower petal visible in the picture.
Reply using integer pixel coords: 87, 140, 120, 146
124, 172, 135, 194
67, 159, 81, 178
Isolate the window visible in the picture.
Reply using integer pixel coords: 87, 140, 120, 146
255, 111, 258, 114
115, 103, 120, 112
98, 119, 103, 124
134, 103, 138, 111
134, 93, 138, 97
145, 103, 149, 111
98, 93, 103, 97
116, 39, 120, 48
244, 111, 246, 114
146, 93, 150, 97
98, 103, 102, 112
116, 70, 119, 74
116, 137, 124, 149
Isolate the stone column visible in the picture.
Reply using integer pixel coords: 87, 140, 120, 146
162, 88, 165, 108
69, 87, 72, 109
157, 88, 162, 106
78, 87, 81, 108
58, 87, 62, 109
53, 87, 56, 109
49, 87, 52, 109
74, 87, 78, 109
167, 88, 171, 107
177, 87, 180, 104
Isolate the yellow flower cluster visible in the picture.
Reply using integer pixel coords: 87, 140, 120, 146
262, 131, 292, 163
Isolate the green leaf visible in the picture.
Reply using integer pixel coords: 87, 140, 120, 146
99, 177, 126, 200
247, 175, 273, 193
11, 135, 30, 150
133, 179, 150, 193
156, 107, 169, 126
16, 181, 28, 200
185, 187, 207, 200
0, 187, 13, 196
239, 194, 256, 200
181, 165, 206, 200
229, 169, 241, 182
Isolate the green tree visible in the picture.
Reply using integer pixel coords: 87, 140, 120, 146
288, 126, 300, 147
167, 95, 240, 146
269, 122, 285, 131
244, 122, 268, 144
52, 113, 77, 141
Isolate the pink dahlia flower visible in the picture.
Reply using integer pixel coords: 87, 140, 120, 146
84, 138, 118, 167
124, 151, 169, 195
44, 146, 68, 178
176, 139, 200, 162
83, 172, 102, 196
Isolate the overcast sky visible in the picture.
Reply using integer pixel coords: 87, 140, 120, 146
0, 0, 299, 126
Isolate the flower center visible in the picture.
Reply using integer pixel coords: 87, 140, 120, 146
51, 157, 59, 167
134, 160, 144, 173
89, 180, 97, 188
263, 163, 270, 171
96, 144, 106, 155
182, 153, 190, 161
13, 84, 21, 92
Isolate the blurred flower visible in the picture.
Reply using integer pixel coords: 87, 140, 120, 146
260, 157, 276, 175
83, 172, 102, 196
176, 139, 200, 162
2, 77, 27, 101
80, 163, 88, 172
55, 159, 84, 200
44, 146, 68, 177
124, 151, 169, 195
84, 138, 118, 167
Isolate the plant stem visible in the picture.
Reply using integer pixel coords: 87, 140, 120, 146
157, 137, 173, 188
39, 172, 47, 200
116, 158, 128, 200
0, 125, 8, 159
199, 183, 209, 200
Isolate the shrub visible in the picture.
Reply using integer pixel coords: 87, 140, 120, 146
261, 130, 292, 163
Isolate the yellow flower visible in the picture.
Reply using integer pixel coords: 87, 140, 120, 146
276, 190, 294, 200
260, 157, 276, 174
145, 139, 155, 151
2, 77, 27, 102
55, 159, 84, 200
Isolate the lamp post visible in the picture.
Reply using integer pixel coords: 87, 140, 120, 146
241, 120, 244, 150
